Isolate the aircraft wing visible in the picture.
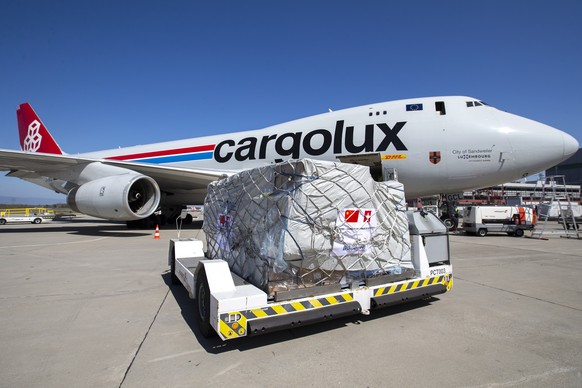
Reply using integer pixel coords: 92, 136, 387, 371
101, 159, 230, 190
0, 148, 229, 192
0, 149, 83, 171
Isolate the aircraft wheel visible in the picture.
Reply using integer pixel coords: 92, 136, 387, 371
443, 218, 458, 232
514, 228, 524, 237
478, 228, 487, 237
33, 218, 42, 224
196, 267, 213, 337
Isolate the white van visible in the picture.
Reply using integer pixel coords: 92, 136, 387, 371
464, 206, 536, 237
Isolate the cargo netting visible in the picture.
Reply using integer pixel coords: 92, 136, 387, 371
203, 159, 412, 297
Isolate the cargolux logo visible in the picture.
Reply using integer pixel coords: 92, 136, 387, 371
23, 120, 42, 152
214, 120, 408, 163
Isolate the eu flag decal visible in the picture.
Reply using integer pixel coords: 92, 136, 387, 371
406, 103, 423, 111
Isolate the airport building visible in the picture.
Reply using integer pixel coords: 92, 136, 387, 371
545, 148, 582, 186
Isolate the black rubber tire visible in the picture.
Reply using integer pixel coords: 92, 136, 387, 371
443, 218, 454, 230
478, 228, 487, 237
169, 253, 180, 285
196, 267, 213, 337
514, 228, 524, 237
0, 219, 6, 225
33, 218, 42, 224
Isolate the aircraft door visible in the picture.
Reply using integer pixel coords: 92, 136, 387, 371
337, 153, 387, 181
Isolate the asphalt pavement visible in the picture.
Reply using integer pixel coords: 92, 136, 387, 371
0, 217, 581, 387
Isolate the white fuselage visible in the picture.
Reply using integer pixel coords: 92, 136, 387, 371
81, 96, 578, 199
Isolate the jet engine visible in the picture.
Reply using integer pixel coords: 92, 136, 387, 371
67, 174, 161, 220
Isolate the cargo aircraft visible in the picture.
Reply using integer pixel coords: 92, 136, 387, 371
0, 97, 578, 226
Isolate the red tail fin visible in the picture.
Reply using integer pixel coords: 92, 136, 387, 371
17, 103, 64, 154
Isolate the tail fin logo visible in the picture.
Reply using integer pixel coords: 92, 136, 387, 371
23, 120, 43, 152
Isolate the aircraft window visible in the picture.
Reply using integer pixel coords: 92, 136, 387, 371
383, 110, 387, 115
466, 100, 492, 108
435, 101, 446, 115
369, 112, 373, 116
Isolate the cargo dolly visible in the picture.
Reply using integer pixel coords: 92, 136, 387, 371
168, 210, 453, 341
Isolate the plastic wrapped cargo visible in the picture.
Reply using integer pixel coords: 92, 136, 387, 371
203, 159, 412, 297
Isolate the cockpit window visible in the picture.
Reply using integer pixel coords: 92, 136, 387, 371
466, 100, 492, 108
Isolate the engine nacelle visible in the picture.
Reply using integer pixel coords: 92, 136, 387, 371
67, 174, 161, 221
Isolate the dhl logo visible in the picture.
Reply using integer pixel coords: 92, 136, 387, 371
381, 154, 407, 160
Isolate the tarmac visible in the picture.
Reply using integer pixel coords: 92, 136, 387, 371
0, 216, 581, 387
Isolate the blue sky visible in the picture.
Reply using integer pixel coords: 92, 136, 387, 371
1, 1, 581, 201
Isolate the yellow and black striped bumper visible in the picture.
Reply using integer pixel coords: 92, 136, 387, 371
371, 274, 452, 309
219, 292, 360, 340
217, 274, 452, 340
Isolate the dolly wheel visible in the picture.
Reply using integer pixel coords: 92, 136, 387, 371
196, 267, 213, 337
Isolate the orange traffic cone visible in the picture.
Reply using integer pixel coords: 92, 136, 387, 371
154, 224, 160, 239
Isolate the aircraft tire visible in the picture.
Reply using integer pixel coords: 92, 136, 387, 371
196, 267, 213, 338
442, 217, 458, 232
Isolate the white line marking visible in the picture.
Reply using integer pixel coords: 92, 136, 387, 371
214, 361, 242, 377
0, 237, 109, 249
148, 350, 203, 363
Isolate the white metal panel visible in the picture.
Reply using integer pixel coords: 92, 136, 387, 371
213, 285, 267, 313
202, 260, 236, 294
410, 235, 430, 278
175, 259, 196, 298
171, 238, 204, 260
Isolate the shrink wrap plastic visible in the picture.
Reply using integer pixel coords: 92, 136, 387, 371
203, 159, 412, 296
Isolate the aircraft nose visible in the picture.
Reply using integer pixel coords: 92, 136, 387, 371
562, 132, 579, 160
497, 111, 578, 175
